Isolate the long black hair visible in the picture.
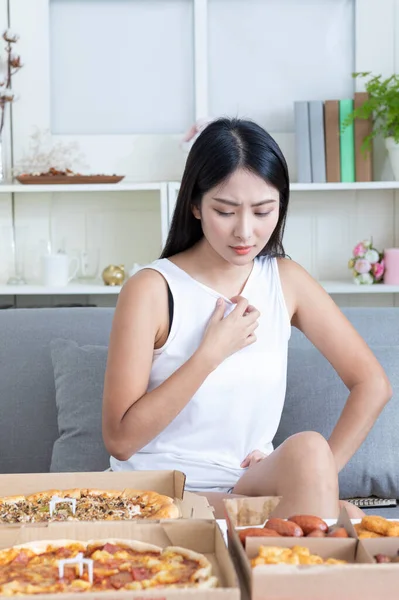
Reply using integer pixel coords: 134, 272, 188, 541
161, 117, 290, 259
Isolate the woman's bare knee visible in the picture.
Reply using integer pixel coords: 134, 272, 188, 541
276, 431, 338, 492
280, 432, 336, 473
281, 431, 332, 458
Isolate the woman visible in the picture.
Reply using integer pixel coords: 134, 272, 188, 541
102, 118, 391, 519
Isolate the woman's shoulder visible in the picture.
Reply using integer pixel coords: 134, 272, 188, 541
275, 257, 310, 320
276, 256, 312, 281
121, 261, 169, 302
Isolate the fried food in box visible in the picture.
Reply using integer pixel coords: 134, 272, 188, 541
357, 516, 399, 537
251, 545, 348, 567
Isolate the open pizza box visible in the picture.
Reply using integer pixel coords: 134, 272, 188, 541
0, 470, 214, 524
0, 519, 241, 600
223, 496, 399, 599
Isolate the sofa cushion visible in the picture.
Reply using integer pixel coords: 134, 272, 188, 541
273, 346, 399, 499
0, 307, 114, 474
50, 339, 110, 472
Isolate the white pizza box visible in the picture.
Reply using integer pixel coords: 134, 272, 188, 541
223, 496, 399, 599
0, 519, 242, 600
0, 470, 214, 522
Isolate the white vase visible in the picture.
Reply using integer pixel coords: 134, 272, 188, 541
0, 136, 11, 182
0, 137, 4, 181
385, 137, 399, 180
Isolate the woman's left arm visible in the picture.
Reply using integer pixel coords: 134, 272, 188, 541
279, 259, 392, 473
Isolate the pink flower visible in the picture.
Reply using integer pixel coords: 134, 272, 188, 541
354, 258, 371, 274
353, 242, 367, 257
372, 261, 385, 280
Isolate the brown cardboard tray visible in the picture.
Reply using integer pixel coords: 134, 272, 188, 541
223, 496, 399, 599
0, 519, 240, 599
0, 471, 214, 523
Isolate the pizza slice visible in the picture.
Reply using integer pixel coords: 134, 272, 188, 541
121, 489, 180, 519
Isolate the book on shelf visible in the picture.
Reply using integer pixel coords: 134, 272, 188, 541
294, 94, 372, 184
354, 92, 373, 182
309, 101, 326, 183
339, 99, 355, 183
294, 101, 312, 183
324, 100, 341, 183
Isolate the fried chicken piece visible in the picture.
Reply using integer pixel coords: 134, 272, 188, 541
361, 516, 399, 537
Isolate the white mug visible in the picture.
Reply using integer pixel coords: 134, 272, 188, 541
41, 253, 79, 287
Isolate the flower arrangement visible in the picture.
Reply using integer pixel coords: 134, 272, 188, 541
348, 239, 385, 284
0, 30, 22, 137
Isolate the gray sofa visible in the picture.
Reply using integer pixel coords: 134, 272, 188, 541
1, 307, 398, 516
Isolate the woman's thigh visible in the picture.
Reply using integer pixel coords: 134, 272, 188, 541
232, 431, 337, 497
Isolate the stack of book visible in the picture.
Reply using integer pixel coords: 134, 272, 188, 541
294, 94, 373, 183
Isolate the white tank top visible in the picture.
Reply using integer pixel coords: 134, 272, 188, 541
110, 256, 291, 491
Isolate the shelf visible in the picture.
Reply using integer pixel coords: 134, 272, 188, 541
290, 181, 399, 191
1, 281, 397, 296
0, 181, 398, 193
320, 281, 399, 294
0, 181, 164, 193
169, 181, 399, 193
0, 283, 122, 295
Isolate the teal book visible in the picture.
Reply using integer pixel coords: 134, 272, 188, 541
339, 99, 355, 182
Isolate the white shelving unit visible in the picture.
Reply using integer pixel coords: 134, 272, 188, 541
321, 281, 399, 294
0, 281, 396, 297
1, 179, 396, 299
168, 181, 399, 195
0, 181, 169, 303
3, 180, 399, 195
0, 181, 164, 193
290, 182, 399, 191
0, 283, 121, 295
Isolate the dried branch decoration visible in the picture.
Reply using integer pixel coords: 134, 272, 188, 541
0, 30, 22, 137
13, 128, 89, 176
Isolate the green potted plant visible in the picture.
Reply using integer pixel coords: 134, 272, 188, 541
343, 72, 399, 179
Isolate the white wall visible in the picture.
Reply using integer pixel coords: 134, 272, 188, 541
3, 0, 399, 307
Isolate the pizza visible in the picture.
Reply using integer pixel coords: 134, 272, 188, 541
0, 538, 218, 594
0, 489, 180, 523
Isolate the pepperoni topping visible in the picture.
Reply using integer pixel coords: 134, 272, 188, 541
12, 551, 29, 565
131, 567, 151, 581
102, 543, 120, 554
108, 571, 134, 589
54, 547, 74, 559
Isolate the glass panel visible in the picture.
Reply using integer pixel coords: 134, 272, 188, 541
50, 0, 194, 134
208, 0, 355, 132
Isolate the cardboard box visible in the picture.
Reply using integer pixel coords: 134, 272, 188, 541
0, 519, 240, 599
223, 496, 399, 600
224, 497, 281, 530
224, 496, 356, 590
245, 537, 376, 600
0, 471, 214, 521
359, 536, 399, 562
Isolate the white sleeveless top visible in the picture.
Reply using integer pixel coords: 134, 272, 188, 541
110, 256, 291, 491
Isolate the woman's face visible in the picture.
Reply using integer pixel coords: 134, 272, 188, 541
193, 168, 280, 265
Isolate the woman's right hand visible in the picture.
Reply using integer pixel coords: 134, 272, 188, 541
198, 296, 260, 369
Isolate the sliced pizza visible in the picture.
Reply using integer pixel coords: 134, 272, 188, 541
0, 538, 218, 594
0, 489, 180, 523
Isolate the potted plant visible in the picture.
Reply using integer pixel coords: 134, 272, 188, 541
343, 72, 399, 179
